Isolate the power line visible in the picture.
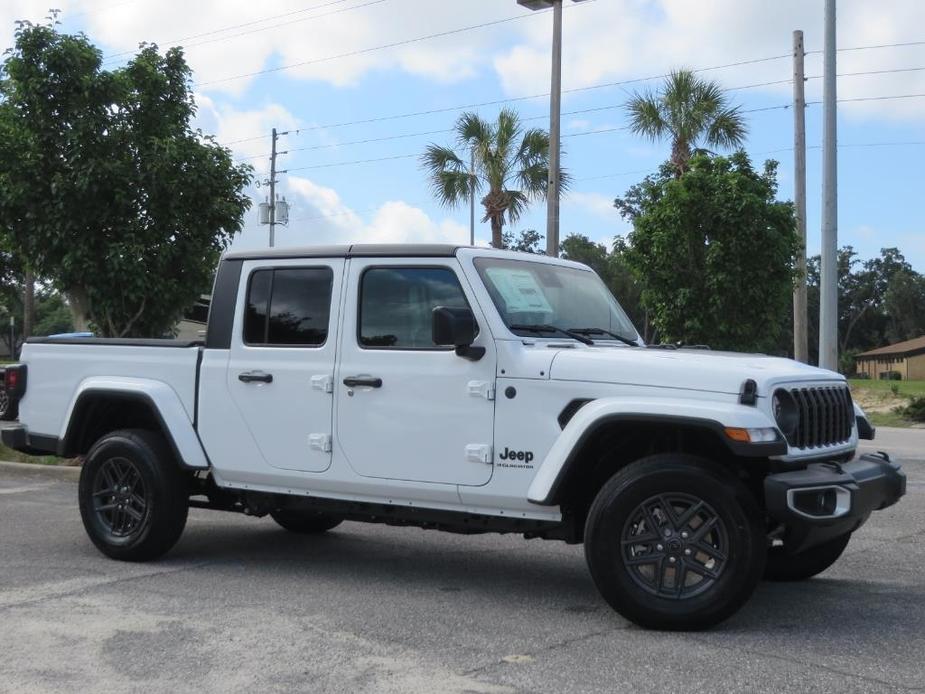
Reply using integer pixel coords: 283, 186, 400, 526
103, 0, 376, 62
286, 153, 419, 172
237, 103, 637, 160
197, 7, 568, 88
837, 39, 925, 53
217, 53, 796, 147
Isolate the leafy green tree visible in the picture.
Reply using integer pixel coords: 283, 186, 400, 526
884, 270, 925, 344
34, 290, 74, 337
806, 247, 923, 366
422, 108, 563, 249
501, 228, 544, 253
627, 69, 747, 175
615, 153, 797, 352
0, 18, 252, 336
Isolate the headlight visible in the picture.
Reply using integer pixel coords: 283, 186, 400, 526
772, 389, 800, 443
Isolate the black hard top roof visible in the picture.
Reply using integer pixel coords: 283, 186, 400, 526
223, 244, 465, 261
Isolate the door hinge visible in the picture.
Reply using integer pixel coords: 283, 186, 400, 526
309, 433, 332, 453
467, 380, 495, 401
465, 444, 493, 464
311, 374, 334, 394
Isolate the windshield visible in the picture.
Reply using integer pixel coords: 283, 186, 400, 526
474, 257, 639, 342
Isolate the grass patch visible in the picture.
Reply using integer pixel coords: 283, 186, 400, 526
849, 379, 925, 429
0, 442, 76, 466
867, 410, 917, 428
848, 379, 925, 397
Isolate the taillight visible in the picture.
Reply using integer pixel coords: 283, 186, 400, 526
4, 364, 26, 398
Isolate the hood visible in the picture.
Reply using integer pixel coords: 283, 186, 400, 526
549, 347, 842, 396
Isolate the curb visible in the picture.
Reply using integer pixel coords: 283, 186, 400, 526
0, 460, 81, 481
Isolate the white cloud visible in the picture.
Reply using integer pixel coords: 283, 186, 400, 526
78, 0, 520, 95
495, 0, 925, 122
565, 191, 617, 220
195, 95, 302, 162
1, 1, 76, 50
231, 175, 475, 251
567, 118, 591, 131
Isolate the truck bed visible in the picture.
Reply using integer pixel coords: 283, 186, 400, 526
18, 338, 202, 441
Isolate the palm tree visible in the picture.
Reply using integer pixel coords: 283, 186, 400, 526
627, 69, 747, 175
422, 108, 559, 249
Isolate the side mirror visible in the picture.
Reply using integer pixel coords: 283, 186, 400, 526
432, 306, 484, 361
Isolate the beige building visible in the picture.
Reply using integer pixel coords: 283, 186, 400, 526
855, 335, 925, 380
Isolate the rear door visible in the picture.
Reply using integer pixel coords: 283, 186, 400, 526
226, 258, 343, 473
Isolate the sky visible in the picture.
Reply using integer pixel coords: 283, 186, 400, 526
2, 0, 924, 270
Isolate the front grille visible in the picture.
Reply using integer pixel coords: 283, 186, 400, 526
789, 385, 854, 449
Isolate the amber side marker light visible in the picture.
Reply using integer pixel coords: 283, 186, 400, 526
724, 427, 780, 443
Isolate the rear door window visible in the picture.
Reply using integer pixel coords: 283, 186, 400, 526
243, 267, 333, 346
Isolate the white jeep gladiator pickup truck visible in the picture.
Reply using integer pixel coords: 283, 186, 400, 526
3, 244, 905, 630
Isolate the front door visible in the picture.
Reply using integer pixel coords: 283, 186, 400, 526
227, 259, 343, 473
335, 258, 495, 486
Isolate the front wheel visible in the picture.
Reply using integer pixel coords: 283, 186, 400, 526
764, 532, 851, 581
78, 429, 189, 561
584, 454, 766, 631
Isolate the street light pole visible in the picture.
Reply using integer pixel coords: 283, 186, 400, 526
546, 0, 563, 258
819, 0, 838, 371
517, 0, 590, 258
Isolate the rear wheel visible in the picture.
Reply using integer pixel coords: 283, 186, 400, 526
78, 429, 189, 561
764, 532, 851, 581
584, 454, 766, 631
270, 509, 342, 534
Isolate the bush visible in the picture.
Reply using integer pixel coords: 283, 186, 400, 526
902, 397, 925, 422
890, 383, 901, 396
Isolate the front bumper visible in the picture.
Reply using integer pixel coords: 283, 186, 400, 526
764, 452, 906, 553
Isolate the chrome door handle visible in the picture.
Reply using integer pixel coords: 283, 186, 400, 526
239, 371, 273, 384
342, 376, 382, 388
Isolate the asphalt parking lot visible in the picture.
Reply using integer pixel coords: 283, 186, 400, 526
0, 431, 922, 694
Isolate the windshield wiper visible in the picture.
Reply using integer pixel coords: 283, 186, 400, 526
568, 327, 640, 347
509, 324, 595, 345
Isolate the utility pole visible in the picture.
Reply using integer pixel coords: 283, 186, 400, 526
819, 0, 838, 370
792, 29, 809, 363
469, 147, 476, 246
546, 0, 563, 258
269, 127, 278, 248
259, 128, 292, 247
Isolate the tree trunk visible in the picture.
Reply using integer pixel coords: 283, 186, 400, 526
66, 287, 91, 333
671, 139, 690, 177
490, 216, 504, 249
23, 269, 35, 339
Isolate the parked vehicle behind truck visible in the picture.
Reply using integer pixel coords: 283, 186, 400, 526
3, 244, 905, 630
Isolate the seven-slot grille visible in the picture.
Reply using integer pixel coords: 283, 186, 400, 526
788, 385, 854, 449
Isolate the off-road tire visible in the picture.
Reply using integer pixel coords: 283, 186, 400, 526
270, 509, 342, 534
584, 454, 766, 631
764, 532, 851, 582
79, 429, 189, 561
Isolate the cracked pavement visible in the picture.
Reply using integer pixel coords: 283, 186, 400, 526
0, 430, 922, 693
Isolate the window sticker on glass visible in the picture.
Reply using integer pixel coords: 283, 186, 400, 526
485, 267, 554, 314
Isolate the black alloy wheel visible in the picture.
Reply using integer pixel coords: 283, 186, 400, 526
78, 429, 189, 561
621, 493, 729, 599
91, 456, 149, 538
